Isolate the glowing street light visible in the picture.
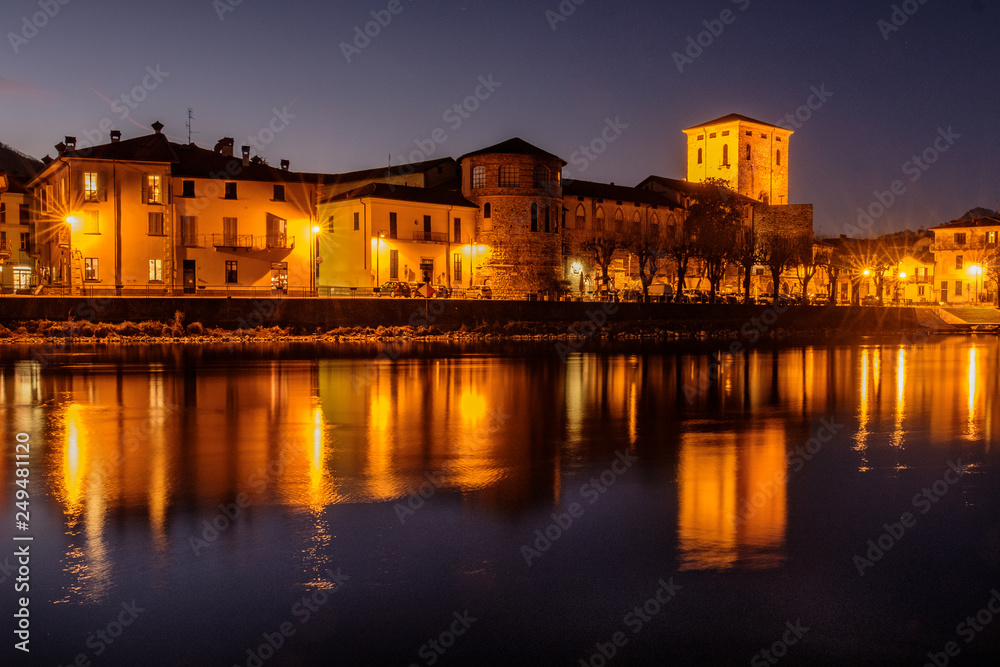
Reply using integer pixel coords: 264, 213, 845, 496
967, 264, 982, 304
375, 232, 385, 287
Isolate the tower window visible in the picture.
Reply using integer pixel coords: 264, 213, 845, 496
776, 149, 781, 166
697, 148, 702, 165
722, 144, 729, 166
746, 145, 752, 161
471, 165, 485, 189
499, 164, 518, 187
484, 202, 491, 219
534, 165, 549, 188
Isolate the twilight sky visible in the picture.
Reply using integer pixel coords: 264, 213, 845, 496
2, 0, 997, 235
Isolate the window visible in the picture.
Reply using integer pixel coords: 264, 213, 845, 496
85, 211, 100, 234
499, 164, 518, 187
721, 131, 729, 136
147, 175, 162, 204
453, 253, 462, 281
650, 213, 659, 238
148, 259, 163, 282
709, 132, 716, 138
484, 202, 491, 219
544, 204, 551, 233
918, 285, 925, 297
697, 148, 702, 164
534, 165, 549, 188
181, 216, 198, 245
423, 215, 432, 236
760, 133, 767, 138
776, 149, 781, 166
148, 212, 164, 235
454, 217, 461, 243
596, 207, 605, 232
273, 185, 285, 201
472, 165, 485, 189
84, 172, 99, 202
326, 215, 334, 233
223, 217, 238, 245
614, 208, 624, 233
956, 255, 964, 270
696, 135, 703, 140
575, 204, 586, 229
955, 281, 963, 296
353, 212, 360, 231
19, 206, 27, 224
746, 144, 752, 160
776, 136, 782, 142
20, 232, 29, 251
389, 249, 399, 280
746, 131, 752, 136
988, 231, 998, 244
530, 203, 538, 232
389, 212, 397, 239
225, 260, 238, 284
84, 258, 99, 281
954, 233, 966, 245
224, 182, 237, 199
42, 185, 53, 212
0, 202, 4, 222
722, 144, 729, 166
182, 180, 195, 197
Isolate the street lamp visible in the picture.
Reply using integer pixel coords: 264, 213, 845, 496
471, 238, 476, 286
310, 224, 321, 295
896, 271, 907, 305
967, 264, 982, 304
376, 232, 385, 287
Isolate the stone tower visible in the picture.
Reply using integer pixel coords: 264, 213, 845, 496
458, 138, 566, 296
682, 114, 793, 205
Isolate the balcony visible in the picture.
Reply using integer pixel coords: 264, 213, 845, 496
412, 230, 448, 243
185, 234, 296, 251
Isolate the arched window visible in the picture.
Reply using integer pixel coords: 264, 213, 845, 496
499, 164, 518, 187
632, 211, 641, 225
722, 144, 729, 166
533, 165, 549, 188
471, 165, 485, 189
544, 204, 550, 232
776, 149, 781, 166
575, 204, 586, 229
650, 213, 659, 238
746, 144, 751, 161
530, 203, 538, 232
483, 202, 491, 219
596, 207, 605, 232
697, 148, 702, 165
614, 208, 624, 233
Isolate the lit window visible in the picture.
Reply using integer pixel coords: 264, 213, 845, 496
148, 259, 163, 282
147, 175, 162, 204
472, 166, 485, 189
453, 253, 462, 282
84, 258, 99, 280
225, 260, 238, 284
988, 231, 997, 244
499, 164, 518, 187
84, 172, 99, 202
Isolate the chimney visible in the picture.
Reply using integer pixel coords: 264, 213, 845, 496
214, 138, 234, 157
65, 136, 77, 150
151, 121, 164, 134
280, 159, 289, 171
241, 145, 250, 168
110, 130, 121, 143
55, 142, 66, 155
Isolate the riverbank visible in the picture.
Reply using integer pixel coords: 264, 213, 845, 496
0, 296, 928, 341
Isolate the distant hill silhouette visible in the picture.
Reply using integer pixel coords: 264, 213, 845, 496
959, 207, 999, 220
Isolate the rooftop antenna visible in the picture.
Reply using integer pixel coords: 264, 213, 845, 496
186, 108, 199, 145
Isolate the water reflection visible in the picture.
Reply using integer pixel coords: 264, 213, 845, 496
0, 337, 997, 595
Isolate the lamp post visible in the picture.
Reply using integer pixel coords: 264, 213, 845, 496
896, 271, 907, 305
968, 264, 982, 304
376, 232, 385, 287
310, 224, 321, 296
470, 238, 476, 287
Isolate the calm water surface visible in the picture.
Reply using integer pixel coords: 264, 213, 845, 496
1, 337, 999, 666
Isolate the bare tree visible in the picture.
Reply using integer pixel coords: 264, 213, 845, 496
687, 178, 743, 302
666, 233, 696, 302
731, 227, 759, 303
759, 233, 800, 306
577, 228, 624, 294
624, 223, 668, 302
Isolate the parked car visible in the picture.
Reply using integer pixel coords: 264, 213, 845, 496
861, 295, 878, 306
464, 285, 492, 299
376, 281, 411, 297
411, 283, 451, 298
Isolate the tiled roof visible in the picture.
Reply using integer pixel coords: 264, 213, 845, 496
637, 175, 757, 205
683, 114, 785, 131
930, 217, 1000, 230
303, 158, 455, 186
562, 179, 681, 209
170, 142, 304, 183
459, 137, 566, 164
59, 132, 179, 163
320, 182, 479, 208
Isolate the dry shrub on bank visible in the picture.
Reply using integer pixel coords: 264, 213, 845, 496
186, 322, 204, 336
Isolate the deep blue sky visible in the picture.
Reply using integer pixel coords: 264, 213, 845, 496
2, 0, 996, 235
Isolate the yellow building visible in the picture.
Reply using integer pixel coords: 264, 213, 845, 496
317, 183, 480, 290
29, 123, 315, 295
1, 143, 41, 293
929, 217, 1000, 304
